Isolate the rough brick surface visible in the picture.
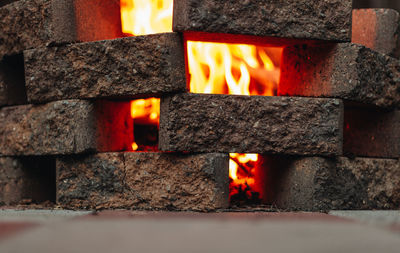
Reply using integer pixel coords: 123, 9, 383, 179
279, 43, 400, 108
352, 9, 400, 58
0, 0, 123, 58
173, 0, 352, 41
264, 156, 400, 211
0, 157, 55, 205
25, 33, 186, 103
159, 94, 343, 156
0, 100, 133, 156
344, 108, 400, 158
57, 152, 229, 211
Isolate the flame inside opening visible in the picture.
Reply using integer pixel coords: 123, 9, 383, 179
130, 98, 160, 151
120, 0, 173, 35
120, 0, 282, 204
187, 41, 282, 97
186, 40, 282, 203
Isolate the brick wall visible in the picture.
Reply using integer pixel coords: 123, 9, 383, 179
0, 0, 399, 212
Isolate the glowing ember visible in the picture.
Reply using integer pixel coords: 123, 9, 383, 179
120, 0, 173, 35
130, 98, 160, 151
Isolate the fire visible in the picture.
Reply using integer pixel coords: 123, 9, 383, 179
229, 154, 261, 203
186, 40, 281, 203
130, 98, 160, 151
120, 0, 173, 35
187, 41, 281, 96
120, 0, 279, 204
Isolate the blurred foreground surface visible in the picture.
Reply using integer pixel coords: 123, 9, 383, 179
0, 210, 399, 253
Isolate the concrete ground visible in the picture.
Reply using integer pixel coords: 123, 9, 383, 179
0, 210, 399, 253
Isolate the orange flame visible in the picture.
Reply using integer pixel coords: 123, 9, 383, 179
187, 41, 281, 96
130, 98, 160, 151
187, 40, 281, 201
120, 1, 278, 202
229, 153, 260, 201
120, 0, 173, 35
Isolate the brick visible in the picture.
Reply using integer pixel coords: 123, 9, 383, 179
279, 43, 400, 108
57, 152, 229, 211
159, 94, 343, 156
0, 100, 133, 156
352, 9, 400, 58
262, 156, 400, 211
0, 157, 55, 205
173, 0, 352, 41
344, 108, 400, 158
0, 54, 27, 107
24, 33, 186, 103
0, 0, 123, 58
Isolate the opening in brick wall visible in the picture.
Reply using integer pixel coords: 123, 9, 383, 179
117, 0, 330, 207
130, 98, 160, 152
117, 0, 381, 208
0, 54, 27, 106
0, 157, 56, 206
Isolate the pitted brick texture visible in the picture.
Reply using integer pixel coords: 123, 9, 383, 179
57, 153, 229, 211
352, 9, 400, 58
25, 33, 186, 103
0, 0, 123, 58
0, 100, 133, 156
159, 94, 343, 156
173, 0, 352, 41
268, 156, 400, 211
280, 43, 400, 108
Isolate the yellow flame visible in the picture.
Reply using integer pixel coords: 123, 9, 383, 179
229, 153, 259, 187
187, 41, 280, 97
132, 142, 139, 151
131, 98, 160, 124
120, 0, 173, 35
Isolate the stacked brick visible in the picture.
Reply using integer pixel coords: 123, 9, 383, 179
0, 0, 399, 211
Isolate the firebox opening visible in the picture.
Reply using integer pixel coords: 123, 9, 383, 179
13, 157, 56, 205
185, 35, 284, 97
120, 0, 173, 36
229, 153, 261, 206
1, 54, 27, 105
130, 98, 160, 152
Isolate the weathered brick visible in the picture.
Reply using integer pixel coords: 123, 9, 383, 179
159, 94, 343, 156
24, 33, 186, 103
263, 156, 400, 211
279, 43, 400, 108
0, 100, 133, 156
57, 152, 229, 211
352, 9, 400, 58
344, 108, 400, 158
0, 0, 123, 58
173, 0, 352, 41
0, 157, 55, 205
0, 54, 27, 107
